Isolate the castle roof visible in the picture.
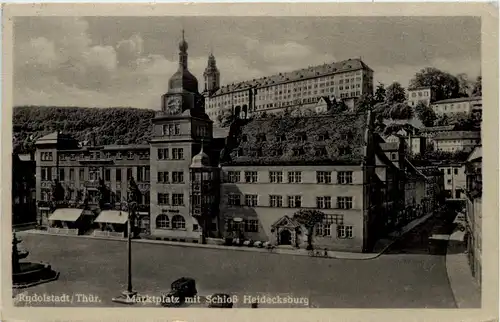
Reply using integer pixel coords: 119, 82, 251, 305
220, 112, 369, 166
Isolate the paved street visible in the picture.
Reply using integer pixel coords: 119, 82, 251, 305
13, 214, 457, 308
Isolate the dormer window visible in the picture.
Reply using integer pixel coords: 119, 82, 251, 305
292, 148, 305, 156
294, 133, 307, 142
127, 152, 134, 160
315, 147, 327, 156
256, 134, 267, 142
116, 152, 122, 160
318, 133, 329, 141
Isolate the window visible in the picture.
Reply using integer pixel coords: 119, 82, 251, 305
158, 148, 169, 160
193, 224, 199, 231
116, 169, 122, 182
228, 194, 241, 206
127, 152, 134, 160
116, 152, 122, 160
244, 219, 259, 232
288, 171, 302, 183
454, 168, 458, 175
163, 124, 181, 136
69, 168, 75, 181
269, 171, 283, 183
337, 225, 353, 239
172, 148, 184, 160
127, 168, 133, 181
227, 171, 240, 183
316, 223, 331, 237
158, 193, 169, 205
316, 171, 332, 184
156, 215, 170, 229
287, 195, 302, 208
172, 215, 186, 229
59, 168, 65, 181
41, 167, 52, 181
337, 197, 353, 209
269, 195, 283, 207
244, 171, 258, 183
158, 172, 169, 183
316, 196, 332, 209
337, 171, 353, 184
105, 169, 111, 181
447, 179, 452, 185
40, 152, 53, 161
245, 194, 258, 207
172, 193, 184, 206
172, 171, 184, 183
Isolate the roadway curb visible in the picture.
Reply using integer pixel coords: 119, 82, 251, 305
20, 213, 433, 261
445, 230, 481, 308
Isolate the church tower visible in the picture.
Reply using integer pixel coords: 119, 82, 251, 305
150, 30, 216, 243
203, 52, 220, 94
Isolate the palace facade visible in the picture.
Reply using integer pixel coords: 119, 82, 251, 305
202, 54, 374, 123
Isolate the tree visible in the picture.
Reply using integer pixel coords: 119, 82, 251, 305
50, 179, 65, 207
97, 178, 111, 209
472, 75, 482, 97
456, 73, 472, 97
385, 82, 406, 104
374, 82, 386, 103
409, 67, 460, 101
292, 209, 325, 250
415, 101, 437, 127
388, 103, 413, 120
354, 94, 374, 113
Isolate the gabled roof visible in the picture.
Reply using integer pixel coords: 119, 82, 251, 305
211, 58, 372, 96
466, 145, 482, 163
220, 112, 369, 166
271, 215, 301, 229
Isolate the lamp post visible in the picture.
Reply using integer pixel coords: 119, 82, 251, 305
112, 198, 138, 304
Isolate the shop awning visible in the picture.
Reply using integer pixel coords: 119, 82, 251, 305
48, 208, 83, 222
94, 210, 129, 224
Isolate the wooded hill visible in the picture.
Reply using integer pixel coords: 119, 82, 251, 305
13, 106, 155, 154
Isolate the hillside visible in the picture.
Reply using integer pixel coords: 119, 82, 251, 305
13, 106, 155, 154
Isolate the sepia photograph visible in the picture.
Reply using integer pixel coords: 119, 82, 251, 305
2, 3, 498, 322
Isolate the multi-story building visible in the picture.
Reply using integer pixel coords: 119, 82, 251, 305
438, 163, 467, 200
202, 57, 374, 122
464, 145, 482, 285
35, 132, 152, 234
149, 30, 219, 243
433, 131, 481, 153
12, 153, 36, 226
217, 111, 425, 253
431, 97, 482, 117
407, 87, 435, 107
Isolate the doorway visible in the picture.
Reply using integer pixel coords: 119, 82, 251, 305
279, 229, 292, 245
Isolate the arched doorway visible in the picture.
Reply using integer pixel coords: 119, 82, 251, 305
279, 229, 292, 245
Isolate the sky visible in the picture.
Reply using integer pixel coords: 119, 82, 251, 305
13, 16, 481, 109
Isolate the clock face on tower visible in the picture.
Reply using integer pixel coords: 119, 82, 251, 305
166, 96, 182, 115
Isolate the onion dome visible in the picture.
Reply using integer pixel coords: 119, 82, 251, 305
190, 144, 210, 168
168, 29, 199, 93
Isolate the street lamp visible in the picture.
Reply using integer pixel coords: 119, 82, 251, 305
112, 197, 139, 304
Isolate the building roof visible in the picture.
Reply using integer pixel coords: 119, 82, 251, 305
433, 131, 481, 141
420, 125, 455, 133
432, 96, 482, 105
213, 127, 230, 139
407, 86, 431, 91
220, 112, 369, 166
466, 145, 482, 163
212, 58, 372, 96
